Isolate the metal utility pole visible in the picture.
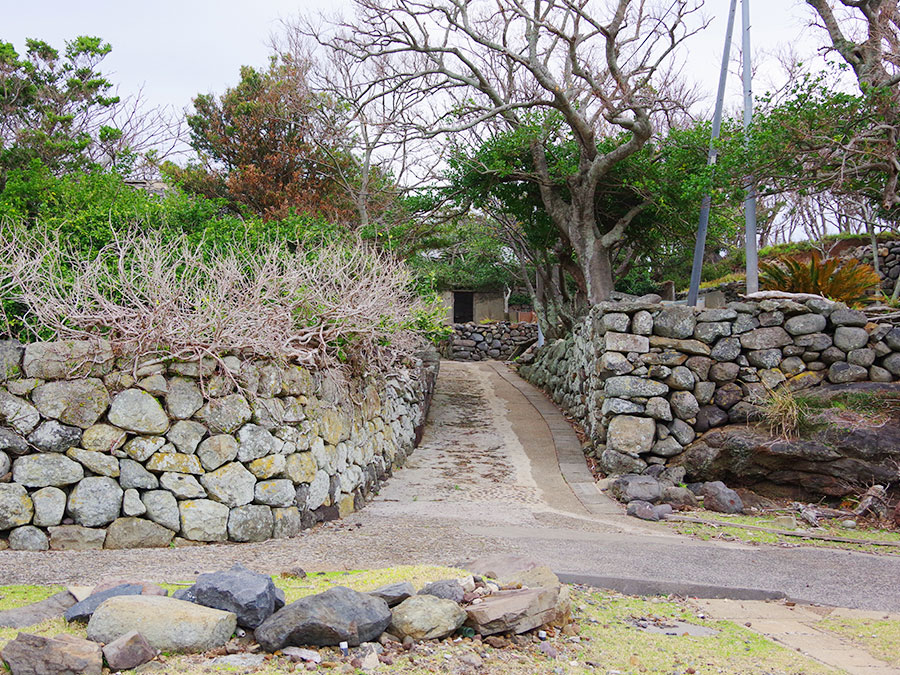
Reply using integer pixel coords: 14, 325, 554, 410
687, 0, 739, 306
742, 0, 759, 294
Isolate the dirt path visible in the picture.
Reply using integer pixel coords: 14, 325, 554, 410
3, 361, 900, 619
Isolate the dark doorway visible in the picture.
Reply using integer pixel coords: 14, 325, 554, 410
453, 291, 474, 323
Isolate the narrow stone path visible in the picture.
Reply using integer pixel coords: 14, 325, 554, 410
3, 360, 900, 624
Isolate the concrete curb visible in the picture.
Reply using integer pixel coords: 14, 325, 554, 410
557, 572, 789, 602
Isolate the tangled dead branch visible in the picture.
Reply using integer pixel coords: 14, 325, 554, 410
0, 227, 433, 372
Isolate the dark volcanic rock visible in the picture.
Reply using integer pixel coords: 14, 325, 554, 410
255, 586, 391, 651
701, 481, 744, 514
188, 563, 280, 629
609, 474, 662, 504
64, 584, 143, 622
418, 580, 465, 603
369, 582, 415, 607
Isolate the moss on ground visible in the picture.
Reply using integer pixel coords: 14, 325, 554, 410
670, 512, 900, 555
0, 565, 838, 674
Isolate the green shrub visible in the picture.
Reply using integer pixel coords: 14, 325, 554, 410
759, 252, 880, 305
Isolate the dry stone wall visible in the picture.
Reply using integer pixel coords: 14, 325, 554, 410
846, 240, 900, 296
445, 322, 539, 361
520, 297, 900, 477
0, 339, 438, 550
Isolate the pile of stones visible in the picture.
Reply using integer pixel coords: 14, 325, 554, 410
606, 471, 744, 522
845, 240, 900, 295
445, 322, 539, 361
521, 294, 900, 491
0, 557, 571, 674
0, 338, 438, 549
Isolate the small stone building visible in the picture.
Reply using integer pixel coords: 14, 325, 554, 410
441, 290, 507, 324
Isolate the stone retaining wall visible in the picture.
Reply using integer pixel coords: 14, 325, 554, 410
444, 322, 539, 361
520, 297, 900, 477
0, 339, 438, 550
846, 240, 900, 295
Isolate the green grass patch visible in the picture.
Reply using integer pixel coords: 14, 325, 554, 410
818, 615, 900, 667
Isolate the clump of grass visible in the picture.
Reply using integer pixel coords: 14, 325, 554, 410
757, 386, 810, 438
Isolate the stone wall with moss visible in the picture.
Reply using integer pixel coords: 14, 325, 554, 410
520, 297, 900, 476
0, 339, 438, 550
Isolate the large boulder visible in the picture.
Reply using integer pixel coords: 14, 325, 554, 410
189, 563, 281, 629
31, 379, 109, 429
165, 377, 204, 420
67, 476, 123, 527
9, 525, 49, 551
389, 595, 467, 640
255, 586, 391, 651
87, 595, 237, 653
107, 389, 169, 434
141, 490, 181, 531
48, 525, 107, 550
227, 504, 273, 542
1, 632, 102, 675
654, 306, 696, 339
606, 415, 655, 455
465, 585, 570, 636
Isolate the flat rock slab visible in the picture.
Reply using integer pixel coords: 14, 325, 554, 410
465, 586, 570, 636
369, 581, 415, 607
255, 586, 391, 651
87, 595, 237, 653
0, 591, 76, 628
64, 583, 144, 622
1, 632, 102, 675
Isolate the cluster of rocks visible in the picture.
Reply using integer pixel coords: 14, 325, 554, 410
445, 322, 538, 361
846, 240, 900, 295
0, 557, 571, 674
521, 294, 900, 488
0, 339, 438, 549
607, 471, 744, 522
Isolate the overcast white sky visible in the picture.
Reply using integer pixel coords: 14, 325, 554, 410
4, 0, 832, 124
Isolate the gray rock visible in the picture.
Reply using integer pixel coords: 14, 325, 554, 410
0, 590, 76, 628
369, 582, 415, 608
0, 428, 28, 455
141, 490, 181, 531
604, 332, 649, 353
694, 322, 731, 343
47, 525, 107, 550
607, 415, 656, 455
609, 474, 661, 503
604, 376, 669, 398
0, 449, 9, 478
626, 500, 659, 521
0, 339, 24, 382
66, 447, 120, 477
830, 308, 867, 326
834, 326, 869, 352
22, 339, 114, 379
652, 437, 683, 457
255, 479, 296, 507
645, 397, 672, 421
160, 472, 207, 499
784, 313, 827, 336
104, 517, 176, 549
256, 586, 392, 650
701, 481, 743, 514
87, 595, 237, 653
67, 476, 123, 527
662, 486, 698, 507
694, 381, 716, 405
237, 424, 282, 462
190, 563, 281, 628
694, 405, 729, 432
419, 579, 465, 603
805, 297, 835, 315
166, 420, 207, 454
0, 390, 40, 434
709, 361, 740, 383
201, 461, 256, 507
601, 312, 631, 333
740, 327, 792, 350
710, 337, 741, 362
122, 435, 165, 462
9, 525, 48, 551
197, 394, 252, 434
664, 366, 695, 391
599, 448, 647, 475
827, 362, 868, 384
669, 418, 696, 446
794, 332, 833, 351
108, 389, 169, 434
65, 584, 144, 622
101, 630, 157, 672
884, 352, 900, 376
32, 486, 66, 526
166, 377, 204, 420
632, 311, 653, 335
180, 499, 230, 541
13, 453, 84, 487
884, 327, 900, 351
31, 379, 110, 429
119, 458, 159, 489
601, 397, 643, 415
1, 632, 102, 675
390, 595, 466, 640
145, 451, 203, 474
670, 391, 700, 420
27, 420, 81, 453
227, 504, 273, 542
732, 313, 758, 334
306, 470, 331, 511
654, 307, 697, 339
272, 506, 303, 538
871, 364, 895, 381
81, 424, 127, 453
747, 349, 783, 369
122, 489, 146, 517
848, 348, 876, 367
196, 434, 239, 471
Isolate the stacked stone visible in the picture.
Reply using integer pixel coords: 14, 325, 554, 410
521, 296, 900, 477
0, 339, 438, 550
846, 241, 900, 295
446, 322, 538, 361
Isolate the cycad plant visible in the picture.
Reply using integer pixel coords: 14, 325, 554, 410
759, 252, 880, 305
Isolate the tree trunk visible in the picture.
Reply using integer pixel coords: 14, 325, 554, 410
568, 218, 615, 303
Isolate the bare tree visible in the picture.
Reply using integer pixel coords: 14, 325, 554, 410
316, 0, 705, 303
805, 0, 900, 210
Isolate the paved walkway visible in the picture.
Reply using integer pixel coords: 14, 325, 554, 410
4, 361, 900, 618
